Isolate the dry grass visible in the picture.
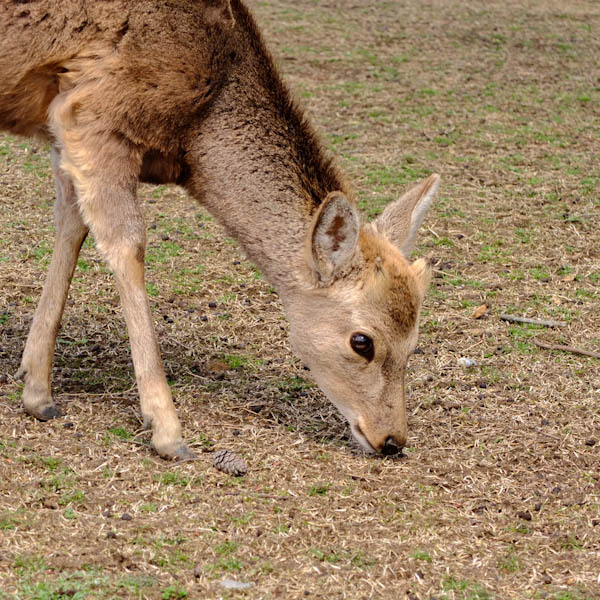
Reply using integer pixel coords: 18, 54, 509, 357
1, 1, 599, 598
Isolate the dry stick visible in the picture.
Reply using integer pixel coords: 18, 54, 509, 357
533, 338, 600, 360
218, 491, 290, 500
499, 313, 566, 328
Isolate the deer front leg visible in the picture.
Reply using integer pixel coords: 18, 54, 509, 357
110, 248, 191, 460
53, 125, 191, 460
17, 146, 89, 420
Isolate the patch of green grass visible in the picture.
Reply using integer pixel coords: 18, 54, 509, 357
162, 586, 188, 600
232, 512, 255, 527
155, 472, 190, 487
76, 258, 93, 273
173, 265, 206, 294
192, 432, 214, 450
15, 566, 157, 599
41, 468, 76, 493
559, 535, 584, 550
19, 454, 62, 472
442, 576, 492, 600
146, 281, 159, 296
310, 548, 341, 563
0, 141, 16, 160
275, 523, 290, 534
530, 266, 551, 281
108, 426, 132, 440
515, 227, 532, 244
507, 522, 530, 535
13, 554, 48, 577
433, 236, 454, 248
22, 152, 50, 179
221, 353, 263, 370
63, 507, 77, 520
146, 241, 183, 264
215, 540, 238, 556
364, 164, 430, 191
551, 592, 597, 600
59, 489, 85, 506
205, 540, 243, 577
328, 132, 359, 147
497, 544, 522, 573
350, 550, 376, 569
308, 484, 330, 497
0, 510, 22, 531
277, 376, 313, 392
151, 549, 191, 569
154, 533, 187, 548
477, 239, 509, 263
33, 241, 52, 264
152, 185, 168, 199
412, 550, 432, 562
574, 289, 597, 300
260, 561, 274, 574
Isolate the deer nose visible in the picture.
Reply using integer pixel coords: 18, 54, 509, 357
381, 436, 403, 456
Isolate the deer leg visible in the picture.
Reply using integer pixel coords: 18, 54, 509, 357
16, 146, 89, 420
53, 125, 191, 460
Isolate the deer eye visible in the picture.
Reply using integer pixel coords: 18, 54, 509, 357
350, 333, 374, 361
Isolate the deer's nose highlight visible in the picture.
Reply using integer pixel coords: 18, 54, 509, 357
381, 436, 403, 456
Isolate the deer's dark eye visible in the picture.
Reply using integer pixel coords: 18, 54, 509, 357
350, 333, 374, 361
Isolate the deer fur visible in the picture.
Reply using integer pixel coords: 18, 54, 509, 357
0, 0, 439, 459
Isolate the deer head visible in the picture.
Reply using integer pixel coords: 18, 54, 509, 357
285, 174, 439, 455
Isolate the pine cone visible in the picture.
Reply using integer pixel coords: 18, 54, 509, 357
213, 449, 248, 477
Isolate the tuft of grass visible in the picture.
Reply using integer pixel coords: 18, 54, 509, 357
308, 484, 330, 497
154, 472, 190, 487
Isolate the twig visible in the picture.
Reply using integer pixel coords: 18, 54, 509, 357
533, 339, 600, 360
218, 491, 290, 501
499, 314, 566, 328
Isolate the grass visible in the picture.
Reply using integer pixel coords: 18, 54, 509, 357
0, 0, 599, 598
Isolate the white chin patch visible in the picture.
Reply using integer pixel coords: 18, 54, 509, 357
350, 423, 376, 454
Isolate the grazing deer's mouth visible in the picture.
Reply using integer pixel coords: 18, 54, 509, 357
351, 422, 376, 454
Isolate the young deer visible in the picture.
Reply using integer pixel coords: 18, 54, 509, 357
0, 0, 439, 459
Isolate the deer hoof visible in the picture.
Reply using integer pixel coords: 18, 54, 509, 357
26, 402, 63, 421
39, 404, 63, 420
152, 437, 195, 461
173, 444, 196, 462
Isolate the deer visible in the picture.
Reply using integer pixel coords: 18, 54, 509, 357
0, 0, 439, 460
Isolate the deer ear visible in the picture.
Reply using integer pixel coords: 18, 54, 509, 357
374, 174, 440, 256
306, 191, 360, 284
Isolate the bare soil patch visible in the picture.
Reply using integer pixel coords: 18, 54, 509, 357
1, 1, 599, 598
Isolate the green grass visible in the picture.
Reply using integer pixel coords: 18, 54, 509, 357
204, 540, 244, 577
107, 426, 132, 440
12, 565, 157, 600
154, 472, 191, 487
0, 511, 23, 531
308, 484, 330, 497
442, 576, 492, 600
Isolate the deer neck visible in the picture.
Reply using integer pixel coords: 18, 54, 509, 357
184, 55, 351, 299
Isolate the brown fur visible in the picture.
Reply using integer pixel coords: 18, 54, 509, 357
1, 0, 439, 458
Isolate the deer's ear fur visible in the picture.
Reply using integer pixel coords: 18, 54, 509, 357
410, 257, 433, 297
306, 191, 360, 284
374, 174, 440, 257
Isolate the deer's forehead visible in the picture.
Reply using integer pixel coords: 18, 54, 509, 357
357, 230, 420, 334
369, 270, 418, 335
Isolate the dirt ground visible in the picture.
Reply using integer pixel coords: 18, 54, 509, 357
1, 0, 599, 598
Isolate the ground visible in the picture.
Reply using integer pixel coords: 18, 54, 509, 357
0, 0, 599, 598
